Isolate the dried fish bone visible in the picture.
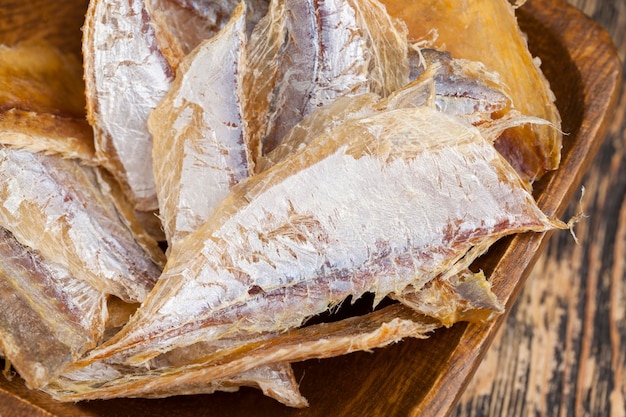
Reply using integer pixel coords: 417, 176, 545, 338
83, 0, 174, 211
79, 107, 564, 368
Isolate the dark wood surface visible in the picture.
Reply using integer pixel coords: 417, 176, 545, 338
454, 1, 626, 416
0, 0, 623, 416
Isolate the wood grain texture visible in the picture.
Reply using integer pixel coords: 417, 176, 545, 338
0, 0, 622, 416
453, 0, 626, 416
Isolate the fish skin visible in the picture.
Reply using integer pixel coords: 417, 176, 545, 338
147, 0, 268, 69
83, 0, 174, 211
244, 0, 409, 165
46, 304, 437, 402
79, 107, 562, 366
0, 227, 107, 389
0, 147, 164, 303
149, 3, 250, 246
381, 0, 562, 182
259, 53, 513, 171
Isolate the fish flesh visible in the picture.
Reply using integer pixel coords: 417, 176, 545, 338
146, 0, 268, 69
45, 303, 438, 402
83, 0, 174, 211
149, 3, 250, 246
77, 106, 564, 368
258, 51, 513, 171
243, 0, 409, 166
0, 227, 107, 389
0, 146, 165, 302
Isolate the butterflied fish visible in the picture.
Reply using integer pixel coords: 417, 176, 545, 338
244, 0, 409, 166
148, 5, 303, 404
83, 0, 174, 211
46, 304, 438, 402
259, 52, 514, 171
149, 3, 250, 246
77, 106, 564, 367
146, 0, 269, 69
381, 0, 562, 182
0, 147, 165, 303
0, 227, 107, 389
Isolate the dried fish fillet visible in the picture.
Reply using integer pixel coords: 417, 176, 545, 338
149, 3, 250, 246
0, 227, 106, 389
47, 304, 437, 402
83, 0, 174, 211
79, 107, 563, 367
0, 147, 164, 302
148, 7, 303, 401
259, 54, 513, 171
244, 0, 409, 165
146, 0, 268, 69
382, 0, 562, 181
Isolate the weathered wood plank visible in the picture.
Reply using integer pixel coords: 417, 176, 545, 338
454, 1, 626, 415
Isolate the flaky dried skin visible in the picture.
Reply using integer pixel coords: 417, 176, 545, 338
393, 269, 504, 327
78, 107, 562, 368
259, 55, 513, 171
0, 147, 164, 303
83, 0, 174, 211
46, 304, 437, 402
244, 0, 409, 165
382, 0, 561, 182
147, 0, 268, 69
0, 227, 107, 389
149, 4, 249, 246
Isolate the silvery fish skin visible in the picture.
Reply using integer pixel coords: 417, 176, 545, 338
0, 147, 165, 303
149, 3, 250, 246
79, 107, 562, 366
83, 0, 174, 211
148, 6, 304, 404
147, 0, 268, 69
244, 0, 409, 164
258, 55, 513, 172
0, 227, 107, 389
46, 304, 438, 402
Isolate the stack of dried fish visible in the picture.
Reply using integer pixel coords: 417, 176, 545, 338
0, 0, 565, 408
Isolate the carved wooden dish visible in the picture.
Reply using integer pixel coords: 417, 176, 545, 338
0, 0, 622, 415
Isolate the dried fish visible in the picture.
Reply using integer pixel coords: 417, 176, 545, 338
243, 0, 409, 166
78, 107, 563, 368
149, 3, 250, 246
0, 227, 107, 389
83, 0, 174, 211
381, 0, 562, 181
146, 0, 268, 69
259, 53, 514, 171
0, 147, 165, 303
46, 304, 438, 402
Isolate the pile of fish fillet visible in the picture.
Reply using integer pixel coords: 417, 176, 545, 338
0, 0, 567, 407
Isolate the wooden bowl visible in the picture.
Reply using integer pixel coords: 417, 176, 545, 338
0, 0, 622, 415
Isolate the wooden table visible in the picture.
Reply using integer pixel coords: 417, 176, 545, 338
453, 1, 625, 416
